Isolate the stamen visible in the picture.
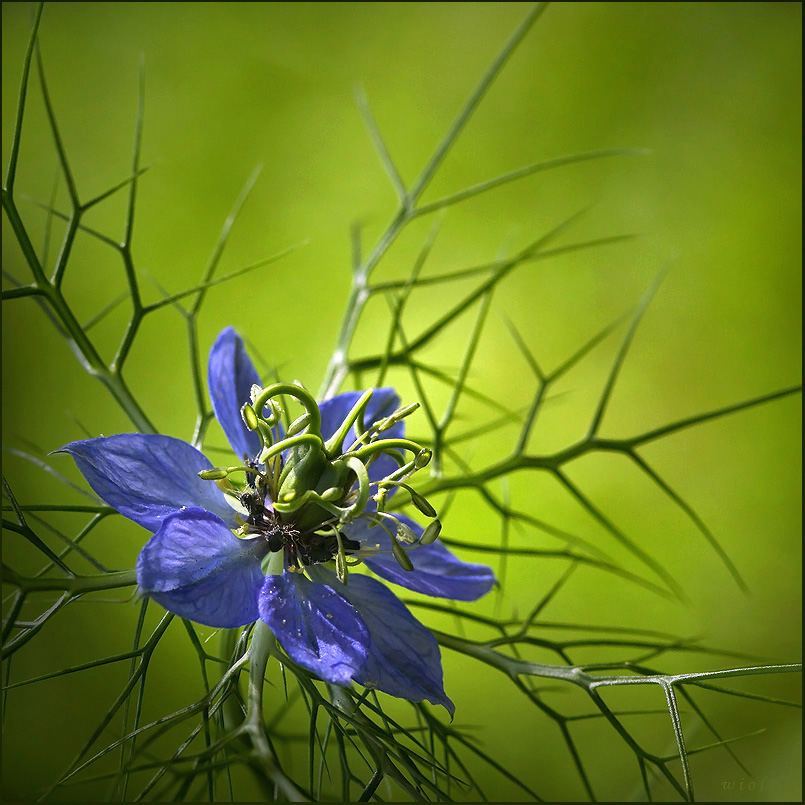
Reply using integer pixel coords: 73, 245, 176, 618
230, 385, 437, 572
391, 536, 414, 572
215, 476, 239, 495
373, 448, 432, 489
396, 519, 418, 545
335, 455, 370, 523
348, 402, 420, 450
369, 510, 417, 544
198, 467, 229, 480
420, 520, 442, 545
240, 402, 259, 431
332, 526, 349, 584
375, 480, 437, 518
198, 465, 263, 481
349, 438, 426, 465
359, 511, 396, 543
373, 487, 388, 513
287, 412, 311, 436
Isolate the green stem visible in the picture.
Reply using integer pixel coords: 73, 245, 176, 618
319, 209, 409, 399
41, 284, 156, 433
1, 199, 155, 433
5, 568, 136, 593
247, 621, 308, 801
217, 628, 241, 734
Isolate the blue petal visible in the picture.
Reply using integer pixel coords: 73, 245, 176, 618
259, 571, 369, 686
319, 388, 404, 485
208, 326, 262, 462
308, 566, 454, 714
137, 507, 266, 627
58, 434, 238, 532
352, 516, 496, 601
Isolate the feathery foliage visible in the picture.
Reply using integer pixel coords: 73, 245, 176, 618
2, 3, 801, 801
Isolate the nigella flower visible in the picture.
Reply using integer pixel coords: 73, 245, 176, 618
58, 327, 494, 713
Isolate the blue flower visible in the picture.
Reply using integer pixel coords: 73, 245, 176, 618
59, 327, 495, 713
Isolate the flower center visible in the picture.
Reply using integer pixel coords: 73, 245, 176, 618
199, 384, 441, 581
238, 485, 361, 569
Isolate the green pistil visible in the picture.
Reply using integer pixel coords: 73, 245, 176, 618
250, 383, 322, 437
199, 385, 439, 574
324, 389, 373, 458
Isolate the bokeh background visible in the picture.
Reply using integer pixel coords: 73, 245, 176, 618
2, 2, 801, 801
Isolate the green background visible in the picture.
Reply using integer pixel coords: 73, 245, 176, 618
2, 2, 801, 801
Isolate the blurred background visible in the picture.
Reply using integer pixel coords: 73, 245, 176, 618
2, 2, 801, 801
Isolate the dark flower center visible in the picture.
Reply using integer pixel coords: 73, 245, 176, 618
239, 486, 360, 569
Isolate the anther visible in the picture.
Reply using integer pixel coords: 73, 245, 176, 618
420, 520, 442, 545
373, 487, 388, 511
377, 481, 436, 518
198, 467, 229, 480
241, 403, 259, 431
198, 465, 262, 481
414, 448, 432, 470
396, 519, 418, 545
391, 538, 414, 571
333, 527, 349, 584
287, 412, 311, 436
